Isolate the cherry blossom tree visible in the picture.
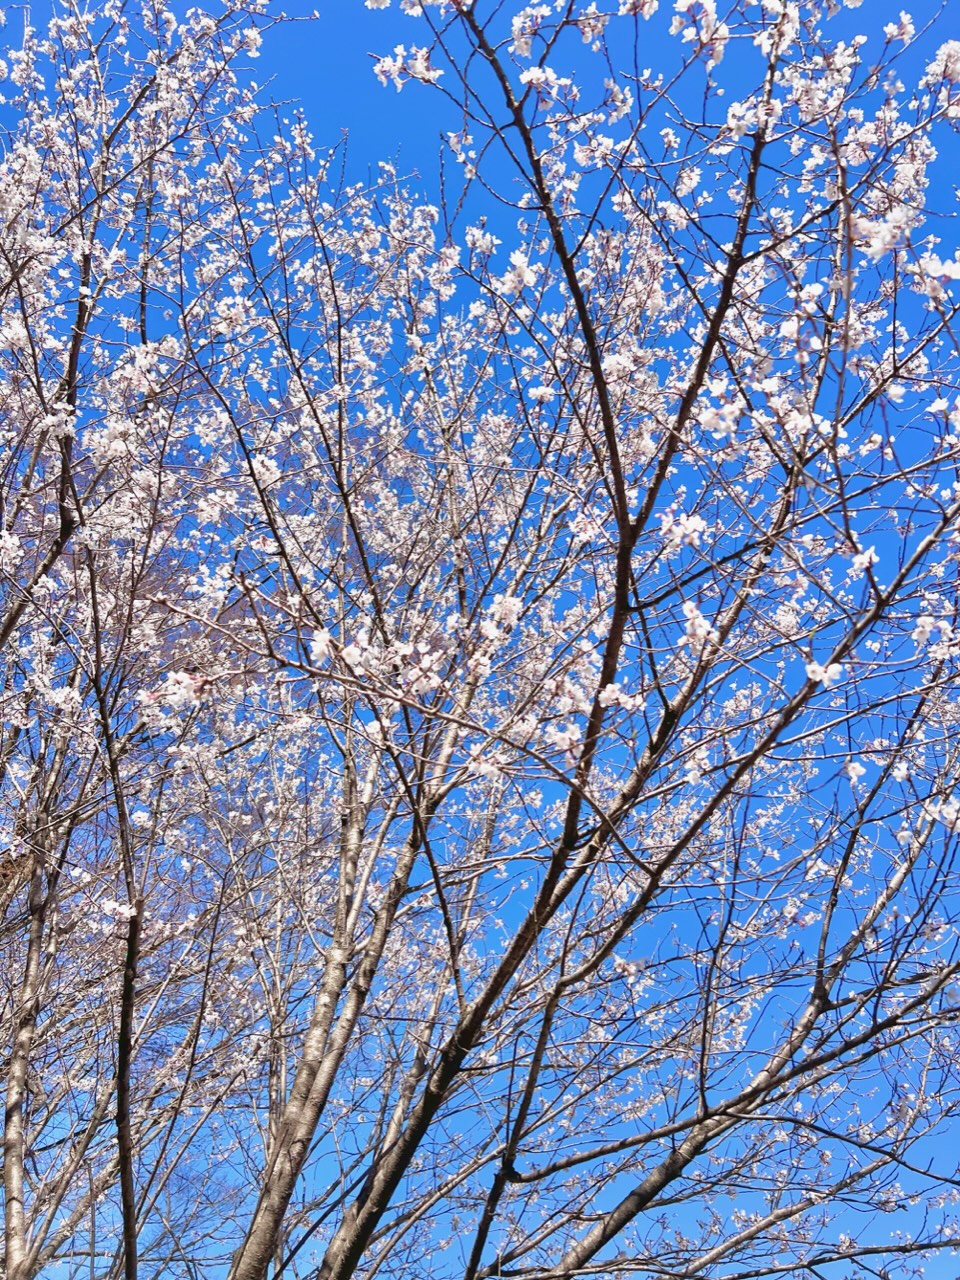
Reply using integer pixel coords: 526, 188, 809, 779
3, 2, 960, 1280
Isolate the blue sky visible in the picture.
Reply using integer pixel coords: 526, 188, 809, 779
253, 3, 456, 181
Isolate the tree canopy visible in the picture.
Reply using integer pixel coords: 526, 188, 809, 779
2, 2, 960, 1279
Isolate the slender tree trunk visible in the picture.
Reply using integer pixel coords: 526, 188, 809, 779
4, 854, 48, 1280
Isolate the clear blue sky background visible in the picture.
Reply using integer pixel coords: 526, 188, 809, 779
254, 3, 459, 183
